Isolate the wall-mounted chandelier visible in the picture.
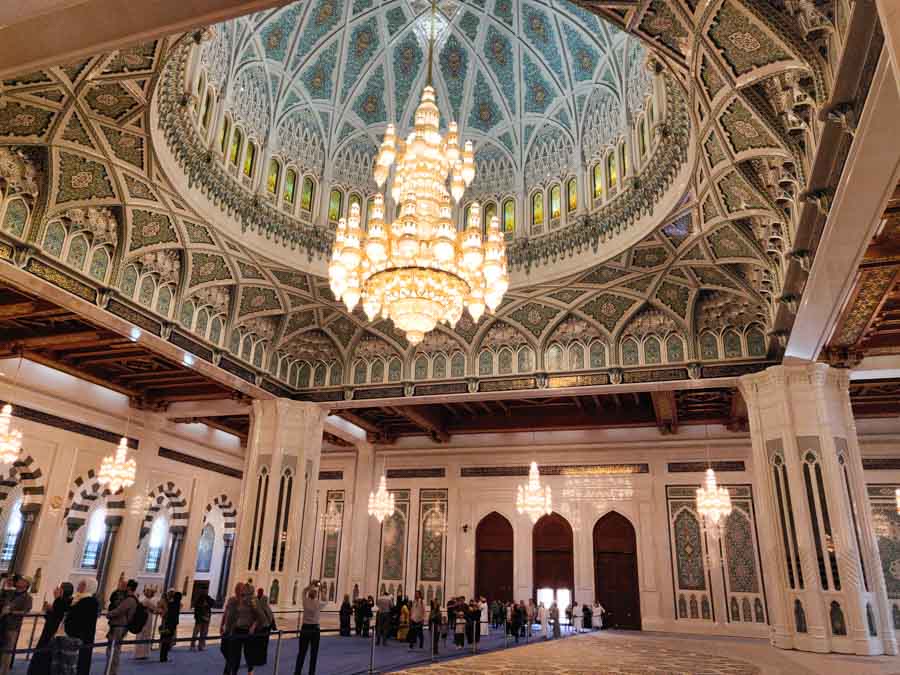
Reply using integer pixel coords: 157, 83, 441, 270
328, 0, 508, 345
516, 461, 552, 523
696, 467, 732, 529
97, 436, 137, 493
368, 475, 395, 523
322, 498, 343, 534
0, 404, 22, 466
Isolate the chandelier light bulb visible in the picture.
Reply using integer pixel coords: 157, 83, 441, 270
368, 475, 395, 523
516, 461, 552, 523
97, 436, 137, 494
0, 404, 23, 465
696, 467, 732, 529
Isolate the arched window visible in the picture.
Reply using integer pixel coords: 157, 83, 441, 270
0, 499, 22, 568
145, 517, 168, 573
638, 118, 648, 158
502, 199, 515, 234
202, 89, 214, 130
283, 169, 297, 204
328, 189, 343, 221
210, 317, 223, 345
301, 177, 315, 211
546, 344, 564, 371
648, 98, 655, 125
549, 185, 561, 219
566, 178, 577, 213
80, 507, 107, 569
607, 152, 617, 190
43, 221, 66, 257
619, 142, 628, 178
365, 197, 375, 225
484, 202, 497, 227
156, 285, 173, 317
464, 203, 474, 229
196, 524, 215, 573
349, 193, 363, 216
66, 234, 89, 269
243, 141, 256, 177
229, 128, 243, 165
196, 71, 206, 98
138, 275, 156, 307
219, 116, 231, 153
593, 164, 603, 200
88, 247, 110, 282
531, 192, 544, 227
267, 159, 281, 195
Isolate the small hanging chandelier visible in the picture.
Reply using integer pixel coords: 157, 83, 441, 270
322, 498, 343, 534
97, 436, 137, 493
327, 0, 508, 345
696, 467, 732, 529
0, 357, 25, 466
0, 404, 22, 466
368, 475, 395, 523
516, 461, 552, 523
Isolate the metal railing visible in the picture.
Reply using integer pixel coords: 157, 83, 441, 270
5, 607, 592, 674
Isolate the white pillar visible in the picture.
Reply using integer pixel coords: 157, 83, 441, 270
345, 443, 374, 599
877, 0, 900, 97
739, 363, 897, 655
233, 399, 326, 606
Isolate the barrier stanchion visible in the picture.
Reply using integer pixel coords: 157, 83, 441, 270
25, 616, 38, 662
103, 639, 116, 675
273, 630, 283, 675
504, 618, 509, 649
368, 616, 376, 674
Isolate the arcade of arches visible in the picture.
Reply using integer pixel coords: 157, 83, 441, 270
2, 0, 900, 668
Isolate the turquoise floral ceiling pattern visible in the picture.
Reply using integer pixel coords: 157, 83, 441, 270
200, 0, 642, 177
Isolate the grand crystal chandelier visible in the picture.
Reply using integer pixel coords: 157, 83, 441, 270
696, 467, 732, 528
368, 475, 396, 523
516, 461, 552, 523
98, 436, 137, 494
322, 498, 343, 534
0, 404, 22, 465
328, 0, 508, 346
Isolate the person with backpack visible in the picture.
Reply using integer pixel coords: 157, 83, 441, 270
191, 591, 213, 651
106, 579, 139, 675
158, 590, 182, 662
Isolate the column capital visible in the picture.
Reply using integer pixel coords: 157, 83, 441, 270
738, 362, 850, 397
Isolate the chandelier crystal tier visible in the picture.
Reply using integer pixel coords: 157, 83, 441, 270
0, 404, 22, 466
516, 461, 552, 523
328, 0, 508, 345
322, 498, 343, 534
696, 467, 732, 528
97, 436, 137, 494
368, 475, 396, 523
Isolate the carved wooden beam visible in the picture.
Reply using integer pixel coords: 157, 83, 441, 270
650, 390, 678, 434
391, 405, 450, 443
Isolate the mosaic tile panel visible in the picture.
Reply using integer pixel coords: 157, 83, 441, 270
56, 152, 115, 203
0, 102, 56, 138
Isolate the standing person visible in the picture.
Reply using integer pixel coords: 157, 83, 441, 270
0, 575, 32, 675
105, 579, 138, 675
593, 601, 605, 630
408, 591, 425, 650
134, 586, 160, 659
527, 600, 536, 637
294, 581, 327, 675
509, 601, 521, 643
339, 595, 352, 637
539, 602, 549, 640
191, 590, 213, 651
565, 603, 574, 633
452, 600, 465, 649
27, 581, 73, 675
107, 578, 126, 612
222, 583, 266, 675
582, 603, 593, 632
249, 588, 275, 670
572, 602, 581, 633
64, 578, 99, 675
375, 591, 392, 645
479, 597, 489, 637
550, 603, 560, 639
397, 601, 409, 642
427, 600, 441, 655
158, 590, 182, 663
363, 597, 374, 637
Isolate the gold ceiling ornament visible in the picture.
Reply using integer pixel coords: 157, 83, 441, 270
328, 0, 508, 346
516, 461, 552, 524
368, 475, 396, 523
98, 433, 137, 494
695, 425, 731, 531
0, 357, 26, 466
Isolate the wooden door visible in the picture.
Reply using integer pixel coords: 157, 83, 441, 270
532, 512, 574, 597
475, 512, 514, 603
593, 512, 641, 629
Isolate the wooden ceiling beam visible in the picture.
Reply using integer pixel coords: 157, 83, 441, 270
0, 301, 39, 320
391, 405, 450, 443
74, 353, 154, 367
0, 330, 104, 351
650, 390, 678, 434
21, 350, 138, 397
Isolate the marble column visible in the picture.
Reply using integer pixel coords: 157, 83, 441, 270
9, 505, 39, 576
96, 517, 121, 600
345, 442, 374, 600
233, 399, 326, 606
739, 363, 898, 655
217, 533, 234, 605
163, 529, 185, 593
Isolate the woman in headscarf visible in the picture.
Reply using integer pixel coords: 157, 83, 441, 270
339, 595, 352, 637
27, 582, 73, 675
247, 588, 275, 669
64, 578, 99, 675
158, 590, 182, 662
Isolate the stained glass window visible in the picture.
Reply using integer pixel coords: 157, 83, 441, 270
549, 185, 561, 219
607, 152, 617, 189
0, 499, 22, 568
638, 119, 647, 158
243, 141, 256, 177
230, 128, 242, 165
145, 517, 167, 573
267, 159, 280, 194
66, 235, 88, 270
619, 142, 628, 177
567, 178, 577, 212
80, 507, 106, 570
484, 202, 497, 227
284, 170, 297, 204
593, 164, 603, 199
328, 189, 343, 221
532, 192, 544, 226
219, 117, 230, 153
349, 193, 362, 216
301, 177, 315, 211
502, 199, 515, 233
201, 90, 214, 129
195, 524, 214, 573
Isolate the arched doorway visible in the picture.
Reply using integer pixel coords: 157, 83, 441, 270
533, 513, 574, 610
475, 512, 513, 603
593, 511, 641, 629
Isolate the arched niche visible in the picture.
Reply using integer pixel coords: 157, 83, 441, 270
475, 512, 513, 603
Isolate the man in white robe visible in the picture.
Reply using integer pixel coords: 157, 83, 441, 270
134, 586, 160, 660
479, 597, 489, 636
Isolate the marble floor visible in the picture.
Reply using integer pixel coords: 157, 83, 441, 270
392, 631, 900, 675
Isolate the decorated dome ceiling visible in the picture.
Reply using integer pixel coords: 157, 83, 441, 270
201, 0, 648, 188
